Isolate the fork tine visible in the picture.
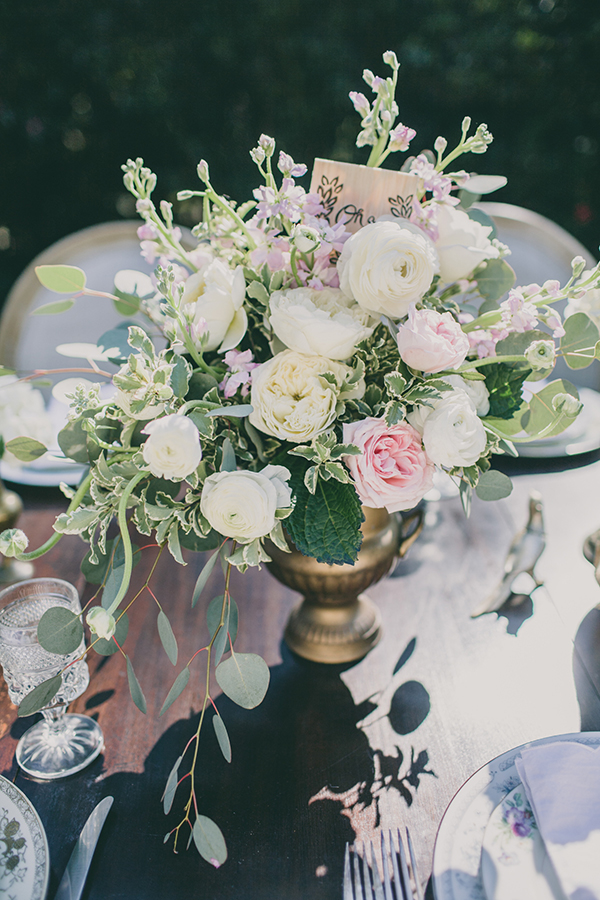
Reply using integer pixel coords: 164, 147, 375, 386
388, 830, 403, 900
380, 832, 395, 900
361, 843, 373, 900
405, 828, 424, 900
396, 828, 414, 900
344, 843, 354, 900
369, 840, 385, 900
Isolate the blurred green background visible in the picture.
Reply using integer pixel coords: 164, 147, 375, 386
1, 0, 598, 307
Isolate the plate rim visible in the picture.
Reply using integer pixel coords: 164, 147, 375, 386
0, 772, 50, 900
431, 731, 600, 900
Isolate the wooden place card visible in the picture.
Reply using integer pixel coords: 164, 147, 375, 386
309, 159, 420, 234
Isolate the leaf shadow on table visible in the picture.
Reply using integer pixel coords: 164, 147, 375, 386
88, 640, 434, 900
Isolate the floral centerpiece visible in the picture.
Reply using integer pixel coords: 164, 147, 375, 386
1, 51, 600, 866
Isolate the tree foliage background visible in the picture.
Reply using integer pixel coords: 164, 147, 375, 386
0, 0, 598, 306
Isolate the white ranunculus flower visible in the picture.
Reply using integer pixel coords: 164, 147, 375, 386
249, 350, 363, 443
442, 374, 490, 416
435, 203, 500, 284
86, 607, 116, 641
141, 414, 202, 480
409, 389, 487, 468
337, 220, 438, 319
269, 287, 374, 360
180, 259, 247, 352
200, 465, 292, 543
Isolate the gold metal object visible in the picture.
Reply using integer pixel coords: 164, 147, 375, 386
0, 480, 34, 584
267, 506, 423, 664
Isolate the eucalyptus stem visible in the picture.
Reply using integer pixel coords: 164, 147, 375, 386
107, 471, 147, 615
15, 471, 93, 561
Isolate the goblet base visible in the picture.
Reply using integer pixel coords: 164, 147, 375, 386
16, 713, 104, 780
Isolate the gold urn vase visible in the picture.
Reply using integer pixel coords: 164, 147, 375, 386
266, 506, 422, 664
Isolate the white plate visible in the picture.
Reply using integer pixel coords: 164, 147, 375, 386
517, 388, 600, 458
0, 774, 49, 899
431, 732, 600, 900
481, 785, 566, 900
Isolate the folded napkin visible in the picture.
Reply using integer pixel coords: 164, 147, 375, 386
516, 741, 600, 900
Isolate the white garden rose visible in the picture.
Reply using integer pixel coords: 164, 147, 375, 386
249, 350, 363, 443
337, 220, 438, 318
180, 259, 247, 352
141, 414, 202, 480
443, 374, 490, 416
409, 389, 487, 468
269, 286, 374, 360
200, 465, 292, 543
435, 203, 500, 284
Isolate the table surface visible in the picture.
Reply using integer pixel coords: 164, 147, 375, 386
1, 453, 600, 900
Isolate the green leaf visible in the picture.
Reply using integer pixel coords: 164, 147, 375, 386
18, 674, 62, 717
126, 655, 147, 713
97, 325, 134, 364
475, 469, 513, 501
57, 418, 100, 463
37, 607, 83, 654
32, 299, 76, 316
459, 480, 472, 517
113, 269, 154, 316
220, 437, 237, 472
467, 208, 497, 238
522, 379, 580, 438
179, 530, 221, 553
473, 258, 516, 301
216, 652, 270, 709
171, 356, 192, 399
157, 610, 178, 665
93, 612, 129, 656
35, 264, 86, 293
192, 549, 220, 607
163, 755, 182, 815
101, 564, 125, 610
207, 594, 239, 649
5, 436, 47, 462
561, 312, 600, 369
192, 816, 228, 868
207, 404, 253, 419
159, 667, 190, 716
384, 371, 407, 397
285, 456, 363, 564
212, 714, 232, 763
247, 280, 269, 305
484, 363, 531, 419
0, 367, 15, 377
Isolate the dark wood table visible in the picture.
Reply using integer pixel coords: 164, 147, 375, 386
2, 454, 600, 899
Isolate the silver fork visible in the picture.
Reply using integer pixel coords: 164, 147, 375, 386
343, 829, 423, 900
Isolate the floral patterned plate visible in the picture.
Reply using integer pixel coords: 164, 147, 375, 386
480, 785, 566, 900
0, 775, 49, 899
431, 732, 600, 900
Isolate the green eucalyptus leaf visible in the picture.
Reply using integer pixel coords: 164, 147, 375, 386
192, 815, 228, 868
561, 313, 600, 369
37, 607, 83, 654
474, 469, 513, 501
5, 437, 47, 462
159, 666, 190, 716
57, 418, 100, 463
18, 675, 62, 717
93, 612, 129, 655
522, 379, 579, 438
192, 549, 220, 607
32, 299, 76, 316
467, 208, 497, 238
97, 325, 134, 364
207, 595, 238, 646
157, 610, 178, 665
473, 258, 516, 301
212, 714, 232, 763
220, 438, 237, 472
459, 480, 472, 517
126, 655, 147, 713
35, 264, 86, 293
207, 404, 253, 419
179, 530, 221, 553
215, 652, 270, 710
163, 754, 182, 815
101, 565, 125, 610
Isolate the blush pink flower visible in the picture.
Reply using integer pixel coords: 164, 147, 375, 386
396, 305, 470, 373
343, 418, 434, 513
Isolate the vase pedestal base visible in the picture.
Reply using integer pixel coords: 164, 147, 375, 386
283, 593, 381, 664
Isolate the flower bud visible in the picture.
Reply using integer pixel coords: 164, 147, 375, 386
434, 136, 448, 154
383, 50, 399, 70
258, 134, 276, 156
197, 159, 210, 183
136, 198, 153, 214
0, 529, 28, 558
349, 91, 370, 116
291, 224, 321, 254
525, 339, 556, 370
552, 393, 583, 417
87, 607, 116, 642
160, 200, 173, 227
146, 173, 157, 192
571, 256, 587, 278
177, 190, 195, 201
362, 68, 375, 87
250, 147, 266, 166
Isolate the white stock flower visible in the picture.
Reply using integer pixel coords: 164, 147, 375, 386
443, 374, 490, 416
142, 414, 202, 481
269, 287, 374, 360
180, 259, 247, 352
337, 221, 438, 319
434, 203, 500, 283
409, 389, 487, 468
565, 273, 600, 327
0, 528, 28, 558
200, 465, 292, 543
87, 607, 116, 641
249, 350, 363, 443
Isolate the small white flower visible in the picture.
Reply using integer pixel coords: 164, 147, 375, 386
0, 528, 28, 558
552, 393, 582, 417
525, 340, 556, 370
291, 224, 321, 254
142, 415, 202, 481
434, 203, 500, 283
87, 607, 116, 641
409, 389, 487, 468
443, 375, 490, 417
201, 466, 292, 543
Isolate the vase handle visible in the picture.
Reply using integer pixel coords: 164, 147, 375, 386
397, 507, 425, 558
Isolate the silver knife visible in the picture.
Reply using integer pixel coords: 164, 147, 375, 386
54, 796, 114, 900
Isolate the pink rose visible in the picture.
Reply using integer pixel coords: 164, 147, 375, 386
343, 418, 434, 513
396, 305, 470, 373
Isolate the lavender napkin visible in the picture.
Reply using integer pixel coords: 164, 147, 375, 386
516, 741, 600, 900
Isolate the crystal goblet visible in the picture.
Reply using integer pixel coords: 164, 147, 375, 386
0, 577, 104, 779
